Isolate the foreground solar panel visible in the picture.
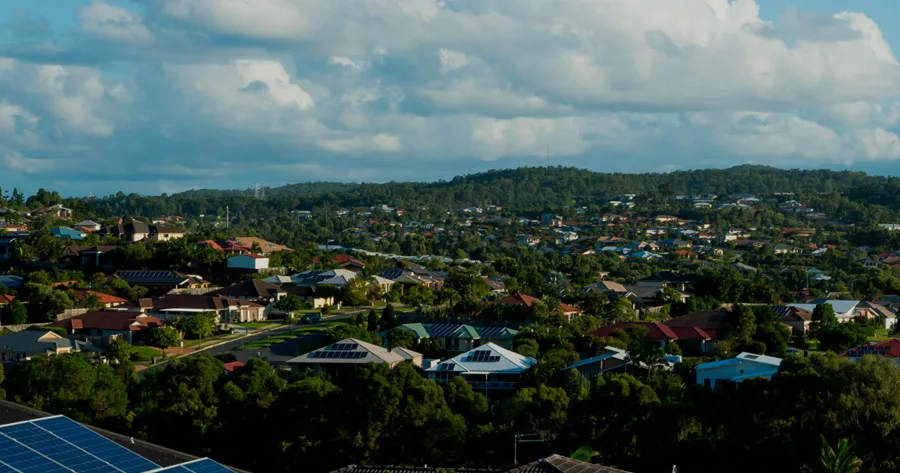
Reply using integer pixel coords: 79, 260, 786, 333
145, 458, 234, 473
0, 416, 160, 473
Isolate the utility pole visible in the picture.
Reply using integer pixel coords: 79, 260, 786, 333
226, 206, 229, 229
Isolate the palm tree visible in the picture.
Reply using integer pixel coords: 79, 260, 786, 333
820, 435, 862, 473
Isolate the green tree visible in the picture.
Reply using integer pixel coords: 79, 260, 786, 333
0, 300, 28, 325
811, 303, 839, 337
817, 323, 867, 353
820, 436, 862, 473
367, 309, 380, 332
380, 304, 398, 331
343, 277, 371, 307
275, 294, 305, 314
174, 312, 216, 339
386, 328, 416, 349
148, 326, 179, 350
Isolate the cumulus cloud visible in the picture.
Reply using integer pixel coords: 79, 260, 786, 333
2, 0, 900, 194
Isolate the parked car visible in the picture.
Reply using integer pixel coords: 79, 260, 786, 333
301, 313, 322, 324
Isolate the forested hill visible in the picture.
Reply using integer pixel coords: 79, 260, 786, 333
180, 165, 900, 207
70, 165, 900, 219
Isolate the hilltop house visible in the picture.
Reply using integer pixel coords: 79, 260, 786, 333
425, 343, 536, 392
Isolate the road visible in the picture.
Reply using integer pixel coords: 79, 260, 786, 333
196, 312, 356, 364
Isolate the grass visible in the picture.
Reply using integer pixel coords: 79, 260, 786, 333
234, 322, 274, 329
239, 320, 351, 350
869, 328, 891, 342
131, 345, 163, 363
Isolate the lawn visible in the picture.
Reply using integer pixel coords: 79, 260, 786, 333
131, 345, 163, 363
234, 322, 274, 329
869, 328, 891, 342
239, 320, 351, 350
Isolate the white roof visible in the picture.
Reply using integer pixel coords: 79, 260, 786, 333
424, 342, 536, 375
262, 275, 293, 284
696, 352, 782, 371
371, 275, 395, 285
287, 338, 420, 365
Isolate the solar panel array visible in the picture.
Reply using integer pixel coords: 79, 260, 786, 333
427, 324, 465, 338
846, 345, 889, 357
308, 351, 367, 360
326, 343, 360, 351
146, 458, 233, 473
0, 416, 159, 473
466, 350, 501, 363
476, 326, 512, 338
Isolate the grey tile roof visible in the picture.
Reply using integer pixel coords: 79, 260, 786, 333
509, 455, 632, 473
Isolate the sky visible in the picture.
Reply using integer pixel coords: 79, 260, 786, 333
2, 1, 900, 196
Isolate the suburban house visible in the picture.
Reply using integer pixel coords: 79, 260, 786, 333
0, 294, 14, 307
73, 220, 102, 232
139, 294, 265, 323
497, 292, 583, 321
208, 279, 284, 304
563, 346, 630, 377
786, 300, 862, 324
100, 222, 151, 242
592, 320, 715, 355
50, 227, 85, 241
31, 204, 72, 219
113, 270, 209, 290
378, 268, 444, 291
286, 338, 421, 377
227, 254, 270, 271
841, 339, 900, 365
100, 222, 185, 242
51, 310, 163, 347
279, 285, 335, 309
425, 343, 536, 392
63, 245, 118, 268
287, 269, 359, 289
635, 271, 696, 292
695, 352, 783, 390
664, 309, 727, 353
148, 226, 185, 242
0, 330, 88, 363
772, 305, 814, 335
389, 323, 519, 352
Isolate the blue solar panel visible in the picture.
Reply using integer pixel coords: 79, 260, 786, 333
0, 416, 159, 473
148, 458, 233, 472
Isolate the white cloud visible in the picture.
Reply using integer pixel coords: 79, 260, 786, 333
3, 0, 900, 194
80, 3, 153, 43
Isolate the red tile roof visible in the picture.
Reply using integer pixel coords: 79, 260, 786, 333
0, 294, 14, 304
69, 290, 127, 305
668, 326, 712, 340
498, 291, 541, 308
223, 361, 246, 373
592, 322, 679, 341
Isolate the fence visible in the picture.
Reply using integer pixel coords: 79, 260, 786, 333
1, 322, 50, 333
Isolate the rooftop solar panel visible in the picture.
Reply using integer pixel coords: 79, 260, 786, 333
0, 416, 160, 473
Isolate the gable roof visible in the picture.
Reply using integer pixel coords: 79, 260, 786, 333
787, 300, 860, 315
114, 270, 196, 286
0, 331, 85, 353
498, 291, 541, 308
592, 322, 679, 341
287, 338, 419, 365
148, 294, 246, 311
425, 342, 536, 375
233, 237, 290, 253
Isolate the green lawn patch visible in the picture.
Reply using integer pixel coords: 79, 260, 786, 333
131, 345, 163, 363
234, 322, 274, 329
869, 328, 891, 342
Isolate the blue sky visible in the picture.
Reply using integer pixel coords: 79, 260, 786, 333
2, 0, 900, 196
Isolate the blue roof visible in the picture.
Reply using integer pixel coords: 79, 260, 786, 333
50, 226, 85, 241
